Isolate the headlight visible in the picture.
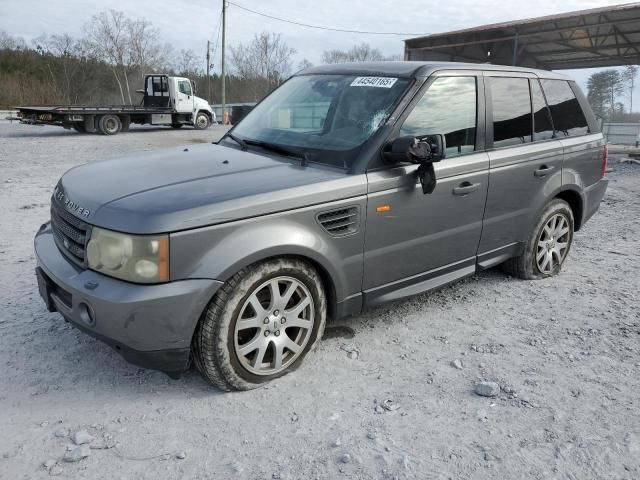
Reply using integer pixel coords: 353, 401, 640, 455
86, 227, 169, 283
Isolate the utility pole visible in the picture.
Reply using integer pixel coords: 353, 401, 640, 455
206, 40, 211, 104
221, 0, 227, 123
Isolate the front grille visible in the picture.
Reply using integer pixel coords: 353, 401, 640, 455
50, 201, 89, 265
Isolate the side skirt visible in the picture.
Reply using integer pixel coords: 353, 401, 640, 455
362, 257, 476, 309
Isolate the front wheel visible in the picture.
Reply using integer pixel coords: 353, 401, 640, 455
194, 112, 210, 130
192, 258, 326, 391
503, 199, 574, 279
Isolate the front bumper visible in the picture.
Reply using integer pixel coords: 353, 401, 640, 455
34, 224, 223, 375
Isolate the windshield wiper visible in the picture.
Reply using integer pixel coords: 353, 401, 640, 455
225, 132, 248, 151
244, 140, 310, 167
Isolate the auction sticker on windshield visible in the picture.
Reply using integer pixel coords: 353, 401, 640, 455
350, 77, 398, 88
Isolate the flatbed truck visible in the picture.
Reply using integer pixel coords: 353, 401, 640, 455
12, 74, 215, 135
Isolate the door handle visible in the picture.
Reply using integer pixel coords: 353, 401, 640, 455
534, 165, 555, 177
452, 182, 480, 196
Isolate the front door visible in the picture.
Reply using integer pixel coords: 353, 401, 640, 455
363, 75, 489, 306
174, 78, 194, 114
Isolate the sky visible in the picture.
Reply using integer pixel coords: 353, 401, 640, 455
0, 0, 637, 107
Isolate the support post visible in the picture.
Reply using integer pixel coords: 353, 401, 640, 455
206, 40, 211, 104
221, 0, 227, 124
512, 33, 519, 66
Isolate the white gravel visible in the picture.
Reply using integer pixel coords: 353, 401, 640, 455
1, 119, 639, 479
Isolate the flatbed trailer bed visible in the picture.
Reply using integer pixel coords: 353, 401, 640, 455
11, 74, 215, 135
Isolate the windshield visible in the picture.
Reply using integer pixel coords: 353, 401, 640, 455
231, 74, 410, 167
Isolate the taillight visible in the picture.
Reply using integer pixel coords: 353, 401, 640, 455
600, 144, 608, 179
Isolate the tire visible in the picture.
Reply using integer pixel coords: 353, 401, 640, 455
192, 258, 327, 391
503, 199, 574, 280
97, 114, 122, 135
171, 124, 183, 129
194, 111, 210, 130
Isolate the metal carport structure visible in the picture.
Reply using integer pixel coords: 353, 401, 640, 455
404, 3, 640, 70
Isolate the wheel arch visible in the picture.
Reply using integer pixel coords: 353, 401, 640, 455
554, 188, 585, 231
216, 249, 340, 321
196, 109, 213, 122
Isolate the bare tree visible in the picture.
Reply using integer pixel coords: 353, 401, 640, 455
175, 49, 202, 77
34, 34, 84, 103
298, 58, 313, 71
85, 10, 131, 103
322, 43, 392, 64
230, 32, 296, 101
128, 18, 171, 84
0, 30, 27, 50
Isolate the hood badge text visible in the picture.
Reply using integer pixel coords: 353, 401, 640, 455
54, 187, 91, 218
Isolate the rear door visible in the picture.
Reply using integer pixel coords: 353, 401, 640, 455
477, 74, 563, 265
363, 74, 489, 304
540, 79, 602, 188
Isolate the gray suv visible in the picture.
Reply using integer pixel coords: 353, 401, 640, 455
35, 62, 608, 390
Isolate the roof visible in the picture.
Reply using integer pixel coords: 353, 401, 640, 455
298, 61, 569, 79
404, 3, 640, 70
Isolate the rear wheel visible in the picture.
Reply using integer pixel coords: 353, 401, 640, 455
503, 199, 574, 279
97, 114, 122, 135
194, 112, 210, 130
192, 258, 326, 391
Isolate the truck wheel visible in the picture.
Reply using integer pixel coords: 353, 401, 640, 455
192, 258, 326, 391
503, 199, 574, 280
97, 114, 122, 135
194, 112, 210, 130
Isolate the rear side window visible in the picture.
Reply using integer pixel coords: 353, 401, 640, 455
540, 80, 589, 137
400, 76, 477, 158
489, 77, 532, 148
531, 79, 555, 141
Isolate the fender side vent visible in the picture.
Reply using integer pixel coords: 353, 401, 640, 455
317, 206, 360, 237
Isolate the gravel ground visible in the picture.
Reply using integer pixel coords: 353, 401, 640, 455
1, 119, 639, 480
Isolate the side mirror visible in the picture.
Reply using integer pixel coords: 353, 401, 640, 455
383, 134, 446, 164
383, 134, 447, 195
191, 81, 197, 94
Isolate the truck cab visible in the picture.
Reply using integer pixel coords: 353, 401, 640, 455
143, 74, 215, 129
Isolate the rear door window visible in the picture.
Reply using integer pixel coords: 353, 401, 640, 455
489, 77, 532, 148
400, 76, 477, 158
531, 79, 555, 141
540, 80, 589, 137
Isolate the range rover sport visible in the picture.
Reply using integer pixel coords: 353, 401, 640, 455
35, 62, 608, 390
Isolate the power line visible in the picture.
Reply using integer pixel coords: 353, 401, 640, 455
226, 1, 428, 36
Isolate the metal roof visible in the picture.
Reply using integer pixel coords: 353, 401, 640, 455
404, 3, 640, 70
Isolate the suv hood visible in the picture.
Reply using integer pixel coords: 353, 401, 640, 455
55, 143, 365, 234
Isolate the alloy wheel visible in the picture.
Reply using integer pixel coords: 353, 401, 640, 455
234, 276, 314, 376
536, 213, 570, 274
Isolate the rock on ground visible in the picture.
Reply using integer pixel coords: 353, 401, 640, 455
475, 381, 501, 397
